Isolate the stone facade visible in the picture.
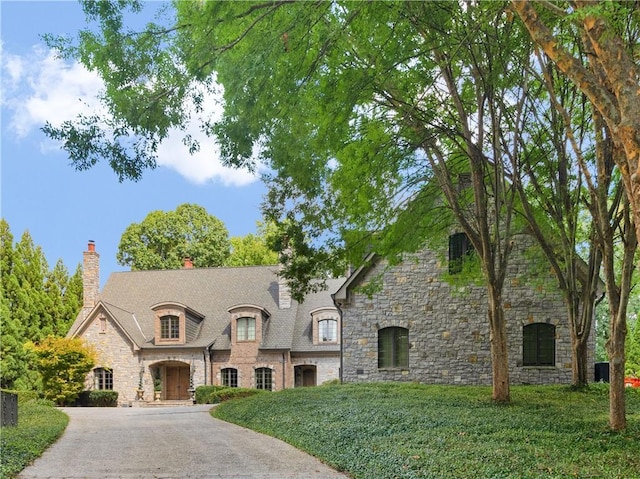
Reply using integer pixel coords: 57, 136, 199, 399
336, 234, 595, 386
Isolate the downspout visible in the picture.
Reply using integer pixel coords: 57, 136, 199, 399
331, 292, 344, 384
282, 352, 286, 390
203, 351, 207, 386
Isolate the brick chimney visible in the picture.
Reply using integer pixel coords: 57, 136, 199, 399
278, 243, 292, 309
82, 240, 100, 317
182, 257, 194, 269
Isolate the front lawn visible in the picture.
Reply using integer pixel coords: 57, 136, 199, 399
0, 399, 68, 479
213, 383, 640, 479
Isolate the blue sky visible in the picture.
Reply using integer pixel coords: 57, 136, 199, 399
1, 1, 267, 286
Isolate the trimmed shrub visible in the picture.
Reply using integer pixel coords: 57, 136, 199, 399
74, 390, 118, 407
195, 385, 263, 404
195, 385, 227, 404
88, 390, 118, 407
210, 388, 263, 403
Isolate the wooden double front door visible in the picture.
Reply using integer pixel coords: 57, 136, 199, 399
165, 366, 190, 400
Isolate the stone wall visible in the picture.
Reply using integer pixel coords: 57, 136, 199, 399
80, 312, 141, 405
339, 234, 593, 385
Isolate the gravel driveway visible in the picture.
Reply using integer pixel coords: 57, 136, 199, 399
18, 405, 348, 479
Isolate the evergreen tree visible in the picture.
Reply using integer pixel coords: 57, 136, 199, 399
0, 219, 83, 389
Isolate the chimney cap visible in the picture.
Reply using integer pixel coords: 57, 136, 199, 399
183, 257, 194, 269
87, 240, 96, 252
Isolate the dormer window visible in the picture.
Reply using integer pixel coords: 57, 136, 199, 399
160, 315, 180, 340
318, 319, 338, 342
228, 304, 270, 345
151, 302, 204, 346
237, 317, 256, 342
311, 307, 340, 345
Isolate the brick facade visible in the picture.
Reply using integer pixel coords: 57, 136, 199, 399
69, 243, 342, 405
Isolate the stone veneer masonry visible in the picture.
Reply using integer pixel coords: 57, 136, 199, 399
81, 311, 207, 405
339, 234, 595, 385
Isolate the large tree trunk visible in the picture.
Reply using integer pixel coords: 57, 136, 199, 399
487, 284, 510, 402
607, 311, 627, 431
572, 336, 589, 387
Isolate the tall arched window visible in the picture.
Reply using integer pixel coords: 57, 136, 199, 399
221, 368, 238, 388
523, 323, 555, 366
378, 327, 409, 369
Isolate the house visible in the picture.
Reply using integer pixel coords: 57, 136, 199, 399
333, 232, 595, 386
68, 241, 343, 405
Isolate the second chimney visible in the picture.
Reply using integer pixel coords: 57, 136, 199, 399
82, 240, 100, 316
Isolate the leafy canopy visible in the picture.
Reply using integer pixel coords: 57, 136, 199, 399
117, 203, 231, 270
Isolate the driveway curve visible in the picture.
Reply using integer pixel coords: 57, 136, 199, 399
18, 405, 348, 479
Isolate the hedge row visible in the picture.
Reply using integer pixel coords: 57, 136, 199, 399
75, 390, 119, 407
195, 385, 263, 404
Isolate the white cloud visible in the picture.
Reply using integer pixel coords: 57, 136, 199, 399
1, 45, 260, 186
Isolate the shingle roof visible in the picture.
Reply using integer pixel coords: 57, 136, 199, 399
70, 265, 344, 352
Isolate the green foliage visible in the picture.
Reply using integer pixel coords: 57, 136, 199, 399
214, 383, 640, 479
0, 219, 83, 390
25, 337, 96, 406
117, 203, 231, 270
226, 222, 279, 267
75, 390, 119, 407
195, 385, 263, 404
194, 385, 226, 404
0, 399, 68, 479
1, 389, 40, 405
626, 316, 640, 378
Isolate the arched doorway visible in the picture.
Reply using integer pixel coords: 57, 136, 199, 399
152, 361, 191, 400
294, 365, 317, 387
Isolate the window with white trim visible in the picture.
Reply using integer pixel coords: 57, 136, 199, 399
318, 319, 338, 342
237, 317, 256, 341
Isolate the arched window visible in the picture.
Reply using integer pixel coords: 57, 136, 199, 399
237, 317, 256, 341
523, 323, 555, 366
255, 367, 272, 390
318, 319, 338, 342
221, 368, 238, 388
94, 367, 113, 390
378, 327, 409, 369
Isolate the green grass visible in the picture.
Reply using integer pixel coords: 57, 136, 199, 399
0, 399, 69, 479
212, 383, 640, 479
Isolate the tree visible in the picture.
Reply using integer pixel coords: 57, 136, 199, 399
25, 337, 96, 405
0, 219, 83, 390
511, 0, 640, 259
117, 203, 231, 270
510, 49, 604, 388
511, 1, 639, 430
226, 222, 279, 267
42, 1, 543, 403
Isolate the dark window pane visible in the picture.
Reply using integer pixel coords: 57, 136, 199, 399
523, 323, 555, 366
378, 327, 409, 369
